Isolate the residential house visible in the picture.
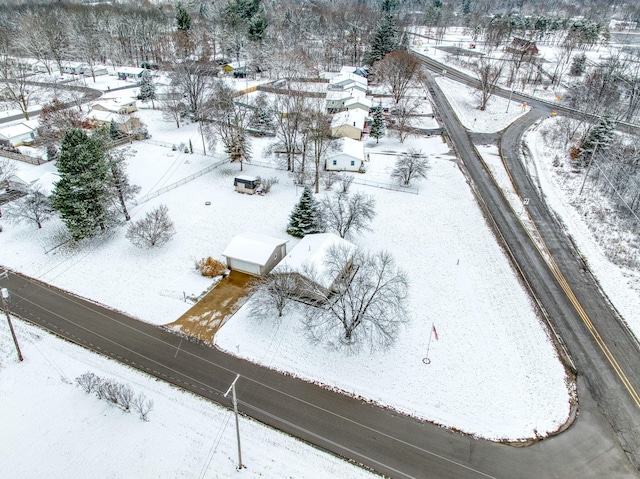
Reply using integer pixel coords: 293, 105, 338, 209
61, 61, 89, 75
326, 137, 365, 172
331, 109, 367, 140
222, 232, 288, 276
0, 123, 35, 147
92, 98, 138, 114
344, 95, 372, 114
272, 233, 356, 300
87, 110, 141, 134
329, 73, 368, 91
506, 38, 539, 57
116, 67, 146, 82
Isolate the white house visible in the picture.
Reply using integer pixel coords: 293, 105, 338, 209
61, 61, 90, 75
325, 88, 367, 112
272, 233, 356, 297
222, 232, 289, 276
326, 137, 365, 172
0, 123, 35, 147
331, 109, 367, 140
329, 73, 367, 91
87, 110, 141, 134
92, 98, 138, 114
344, 95, 372, 114
116, 67, 146, 81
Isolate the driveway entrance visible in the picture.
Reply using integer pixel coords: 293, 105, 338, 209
165, 270, 253, 343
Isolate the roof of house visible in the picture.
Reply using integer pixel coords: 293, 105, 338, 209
344, 95, 372, 109
331, 109, 367, 130
339, 66, 357, 75
330, 73, 367, 87
31, 171, 61, 196
329, 137, 365, 162
273, 233, 356, 289
222, 232, 288, 266
88, 110, 130, 124
0, 123, 34, 139
117, 67, 145, 75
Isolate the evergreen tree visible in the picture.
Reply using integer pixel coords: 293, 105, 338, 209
109, 119, 122, 140
52, 129, 110, 241
381, 0, 397, 12
369, 104, 386, 144
250, 94, 274, 132
139, 70, 157, 109
286, 187, 325, 238
576, 115, 616, 168
569, 53, 587, 76
175, 2, 191, 31
367, 15, 399, 65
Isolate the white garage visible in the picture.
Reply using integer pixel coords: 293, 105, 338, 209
222, 232, 289, 276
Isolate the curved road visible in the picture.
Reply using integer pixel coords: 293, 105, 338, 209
420, 56, 640, 469
1, 66, 639, 476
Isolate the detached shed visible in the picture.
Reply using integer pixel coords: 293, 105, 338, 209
0, 123, 35, 147
222, 232, 288, 276
234, 176, 259, 195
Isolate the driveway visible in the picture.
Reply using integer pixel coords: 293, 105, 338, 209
165, 270, 253, 343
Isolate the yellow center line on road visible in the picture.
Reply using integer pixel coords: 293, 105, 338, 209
525, 220, 640, 408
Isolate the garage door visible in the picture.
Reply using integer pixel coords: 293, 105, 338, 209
229, 258, 261, 276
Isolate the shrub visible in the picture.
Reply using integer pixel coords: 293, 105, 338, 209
198, 257, 227, 277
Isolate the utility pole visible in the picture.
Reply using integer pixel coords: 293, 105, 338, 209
1, 286, 24, 362
224, 374, 243, 470
579, 141, 599, 196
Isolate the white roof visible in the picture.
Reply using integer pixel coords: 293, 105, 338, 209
330, 73, 367, 87
330, 137, 365, 162
274, 233, 356, 289
88, 110, 128, 124
94, 97, 136, 108
345, 96, 372, 109
222, 232, 288, 266
339, 66, 357, 75
0, 123, 34, 139
117, 67, 145, 75
331, 109, 367, 130
235, 175, 258, 182
62, 61, 88, 68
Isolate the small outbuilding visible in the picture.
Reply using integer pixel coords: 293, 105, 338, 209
116, 67, 146, 81
234, 175, 259, 195
222, 232, 289, 276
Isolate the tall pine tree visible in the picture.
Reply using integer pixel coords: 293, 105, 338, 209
53, 129, 110, 241
576, 115, 616, 168
369, 104, 386, 144
139, 70, 157, 109
367, 15, 400, 65
175, 2, 191, 31
286, 187, 325, 238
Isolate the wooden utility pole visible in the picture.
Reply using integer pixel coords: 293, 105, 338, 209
1, 287, 23, 362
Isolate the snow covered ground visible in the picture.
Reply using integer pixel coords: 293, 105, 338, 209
0, 77, 573, 479
0, 320, 378, 479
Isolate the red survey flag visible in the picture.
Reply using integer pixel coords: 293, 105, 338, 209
432, 325, 439, 341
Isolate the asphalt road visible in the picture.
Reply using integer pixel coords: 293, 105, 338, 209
424, 68, 640, 471
1, 263, 638, 477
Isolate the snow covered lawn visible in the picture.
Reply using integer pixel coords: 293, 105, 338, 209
0, 94, 571, 449
0, 320, 378, 479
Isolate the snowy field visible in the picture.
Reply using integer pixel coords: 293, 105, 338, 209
0, 78, 571, 479
0, 320, 378, 479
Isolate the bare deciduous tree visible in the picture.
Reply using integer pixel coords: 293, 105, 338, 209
126, 204, 176, 248
0, 157, 17, 186
301, 247, 409, 349
391, 149, 429, 186
3, 186, 54, 229
372, 51, 423, 104
321, 191, 376, 239
249, 267, 298, 318
132, 392, 154, 422
390, 97, 420, 143
474, 57, 503, 111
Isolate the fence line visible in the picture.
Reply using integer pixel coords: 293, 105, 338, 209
0, 149, 47, 165
143, 138, 207, 156
135, 158, 228, 204
249, 159, 419, 194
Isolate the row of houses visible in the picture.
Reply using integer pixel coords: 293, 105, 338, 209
324, 66, 371, 172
